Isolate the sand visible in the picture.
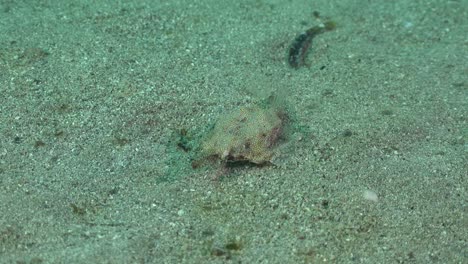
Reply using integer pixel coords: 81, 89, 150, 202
0, 0, 466, 263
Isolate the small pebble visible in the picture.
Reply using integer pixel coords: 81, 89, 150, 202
363, 190, 378, 202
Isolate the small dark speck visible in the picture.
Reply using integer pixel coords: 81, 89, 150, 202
108, 187, 119, 195
50, 156, 59, 163
113, 137, 130, 147
13, 136, 22, 144
34, 140, 46, 148
452, 82, 465, 88
321, 199, 329, 209
342, 129, 353, 137
70, 203, 86, 215
54, 130, 64, 137
381, 109, 393, 116
321, 89, 334, 97
201, 229, 215, 237
225, 241, 242, 251
280, 213, 289, 220
29, 257, 43, 264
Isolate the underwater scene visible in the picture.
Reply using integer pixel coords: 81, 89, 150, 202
0, 0, 466, 263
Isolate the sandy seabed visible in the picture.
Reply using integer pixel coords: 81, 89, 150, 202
0, 0, 466, 263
